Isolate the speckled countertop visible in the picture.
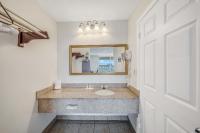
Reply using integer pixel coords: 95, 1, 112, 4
37, 88, 138, 99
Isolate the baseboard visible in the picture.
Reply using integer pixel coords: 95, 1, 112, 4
42, 116, 57, 133
56, 115, 128, 121
61, 83, 127, 88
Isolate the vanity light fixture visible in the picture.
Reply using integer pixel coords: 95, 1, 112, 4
78, 20, 107, 33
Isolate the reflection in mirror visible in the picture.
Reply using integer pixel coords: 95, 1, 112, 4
69, 45, 128, 75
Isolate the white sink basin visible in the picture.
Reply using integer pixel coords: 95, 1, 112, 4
95, 89, 114, 96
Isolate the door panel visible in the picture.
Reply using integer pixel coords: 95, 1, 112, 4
143, 100, 156, 133
165, 0, 191, 22
144, 40, 156, 90
139, 0, 200, 133
165, 21, 197, 107
165, 117, 189, 133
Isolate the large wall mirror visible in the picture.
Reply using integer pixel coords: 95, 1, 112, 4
69, 44, 128, 75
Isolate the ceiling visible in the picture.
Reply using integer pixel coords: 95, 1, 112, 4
37, 0, 138, 22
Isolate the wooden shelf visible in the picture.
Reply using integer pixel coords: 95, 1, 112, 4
0, 2, 49, 47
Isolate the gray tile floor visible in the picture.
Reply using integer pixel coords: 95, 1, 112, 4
48, 120, 135, 133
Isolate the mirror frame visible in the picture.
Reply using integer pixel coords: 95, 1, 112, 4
69, 44, 128, 75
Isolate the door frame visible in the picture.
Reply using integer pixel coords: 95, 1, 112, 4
136, 1, 159, 133
136, 0, 158, 91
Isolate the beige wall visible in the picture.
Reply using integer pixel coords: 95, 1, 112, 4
0, 0, 57, 133
58, 21, 128, 83
128, 0, 153, 89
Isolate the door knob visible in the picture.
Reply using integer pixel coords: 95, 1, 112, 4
195, 128, 200, 133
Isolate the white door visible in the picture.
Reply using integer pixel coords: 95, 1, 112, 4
138, 0, 200, 133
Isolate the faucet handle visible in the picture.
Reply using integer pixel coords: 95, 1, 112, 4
86, 84, 89, 88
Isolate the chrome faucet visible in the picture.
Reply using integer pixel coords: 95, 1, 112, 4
101, 84, 107, 90
86, 84, 91, 89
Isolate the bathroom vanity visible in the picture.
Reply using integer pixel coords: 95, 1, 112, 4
37, 87, 139, 116
36, 44, 139, 129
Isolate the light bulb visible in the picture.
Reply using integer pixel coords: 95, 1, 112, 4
78, 23, 84, 33
78, 27, 84, 33
102, 27, 107, 33
101, 22, 107, 33
85, 21, 91, 32
85, 25, 91, 32
94, 25, 100, 31
93, 20, 99, 31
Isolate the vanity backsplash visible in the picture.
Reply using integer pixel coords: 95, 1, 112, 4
61, 83, 127, 88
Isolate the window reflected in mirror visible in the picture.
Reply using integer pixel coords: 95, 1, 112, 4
69, 44, 128, 75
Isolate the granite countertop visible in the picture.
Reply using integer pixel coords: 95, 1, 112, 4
37, 88, 138, 99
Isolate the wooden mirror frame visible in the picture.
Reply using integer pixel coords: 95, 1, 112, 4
69, 44, 129, 75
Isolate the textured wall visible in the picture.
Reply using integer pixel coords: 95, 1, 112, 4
0, 0, 57, 133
